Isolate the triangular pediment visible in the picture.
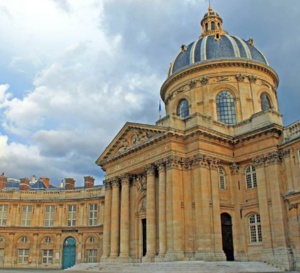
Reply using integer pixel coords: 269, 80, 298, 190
96, 122, 168, 166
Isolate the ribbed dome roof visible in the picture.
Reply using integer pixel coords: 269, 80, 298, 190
168, 7, 269, 77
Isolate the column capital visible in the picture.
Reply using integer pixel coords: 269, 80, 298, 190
103, 179, 112, 190
145, 164, 156, 176
166, 156, 183, 170
253, 155, 265, 168
207, 156, 220, 170
111, 177, 120, 188
155, 159, 166, 172
120, 174, 131, 185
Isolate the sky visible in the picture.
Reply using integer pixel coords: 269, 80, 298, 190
0, 0, 299, 186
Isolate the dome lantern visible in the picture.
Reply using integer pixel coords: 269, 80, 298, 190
200, 6, 226, 38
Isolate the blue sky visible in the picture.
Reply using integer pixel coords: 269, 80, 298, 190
0, 0, 299, 186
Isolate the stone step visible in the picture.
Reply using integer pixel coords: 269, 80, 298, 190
66, 261, 284, 273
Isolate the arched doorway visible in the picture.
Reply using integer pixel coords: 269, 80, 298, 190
62, 237, 76, 269
221, 213, 234, 261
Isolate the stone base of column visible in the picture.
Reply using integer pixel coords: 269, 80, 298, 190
262, 247, 295, 271
142, 254, 155, 262
183, 251, 195, 260
164, 251, 185, 261
154, 255, 166, 262
118, 255, 130, 263
195, 250, 226, 261
100, 255, 110, 262
108, 254, 119, 261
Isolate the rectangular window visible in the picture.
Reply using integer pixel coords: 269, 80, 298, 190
45, 205, 55, 227
18, 249, 29, 264
21, 205, 32, 226
0, 249, 4, 263
42, 249, 53, 264
298, 149, 300, 162
87, 249, 97, 263
89, 204, 98, 226
0, 205, 8, 226
68, 205, 76, 226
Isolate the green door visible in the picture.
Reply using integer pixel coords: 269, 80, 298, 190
62, 237, 76, 269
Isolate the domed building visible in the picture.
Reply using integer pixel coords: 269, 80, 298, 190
97, 6, 300, 271
0, 5, 300, 271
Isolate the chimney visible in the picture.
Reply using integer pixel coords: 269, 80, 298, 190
41, 177, 50, 188
0, 174, 7, 190
65, 178, 75, 190
20, 178, 30, 191
84, 176, 95, 188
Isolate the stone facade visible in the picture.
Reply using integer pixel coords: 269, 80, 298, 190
96, 6, 300, 271
0, 178, 105, 269
1, 5, 300, 271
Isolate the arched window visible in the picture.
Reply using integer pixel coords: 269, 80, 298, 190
216, 91, 237, 125
219, 167, 226, 189
260, 93, 271, 111
211, 21, 216, 30
177, 99, 189, 118
249, 214, 262, 243
245, 165, 257, 189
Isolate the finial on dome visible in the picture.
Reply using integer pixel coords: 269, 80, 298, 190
208, 5, 213, 12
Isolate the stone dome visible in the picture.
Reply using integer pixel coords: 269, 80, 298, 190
168, 6, 269, 77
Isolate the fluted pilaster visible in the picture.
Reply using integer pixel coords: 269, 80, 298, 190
120, 174, 131, 260
110, 178, 120, 258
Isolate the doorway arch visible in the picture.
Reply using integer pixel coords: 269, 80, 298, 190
62, 237, 76, 269
221, 213, 234, 261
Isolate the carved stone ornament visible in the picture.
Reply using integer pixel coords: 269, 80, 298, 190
217, 76, 229, 82
136, 175, 147, 193
248, 75, 257, 83
229, 163, 240, 174
103, 179, 112, 190
252, 155, 265, 167
145, 164, 155, 176
265, 151, 282, 165
139, 198, 147, 213
120, 174, 131, 185
235, 74, 245, 82
200, 76, 209, 85
189, 80, 197, 89
166, 156, 183, 170
156, 159, 166, 172
111, 178, 120, 188
207, 156, 220, 169
118, 138, 130, 153
289, 204, 298, 211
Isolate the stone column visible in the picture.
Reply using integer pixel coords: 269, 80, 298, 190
165, 160, 174, 255
166, 156, 184, 260
253, 155, 274, 260
193, 155, 205, 259
145, 164, 156, 261
264, 152, 293, 270
209, 157, 226, 260
230, 163, 247, 261
183, 158, 194, 257
101, 180, 112, 260
157, 160, 166, 258
120, 174, 130, 260
110, 178, 120, 259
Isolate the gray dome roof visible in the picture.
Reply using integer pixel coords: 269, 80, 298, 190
169, 34, 269, 77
